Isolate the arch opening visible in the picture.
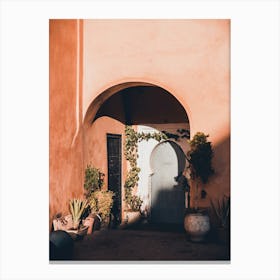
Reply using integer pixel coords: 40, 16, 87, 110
83, 82, 191, 128
94, 85, 189, 125
83, 82, 191, 226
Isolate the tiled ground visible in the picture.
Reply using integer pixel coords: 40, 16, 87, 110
71, 223, 230, 261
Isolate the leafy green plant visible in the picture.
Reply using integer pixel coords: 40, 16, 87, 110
87, 190, 114, 221
84, 164, 104, 197
187, 132, 214, 210
125, 192, 143, 212
210, 195, 230, 228
69, 198, 88, 229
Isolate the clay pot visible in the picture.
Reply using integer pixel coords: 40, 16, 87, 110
124, 211, 141, 225
83, 216, 95, 234
184, 213, 210, 242
53, 214, 73, 231
72, 220, 80, 230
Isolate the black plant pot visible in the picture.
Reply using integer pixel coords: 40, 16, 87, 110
217, 227, 230, 245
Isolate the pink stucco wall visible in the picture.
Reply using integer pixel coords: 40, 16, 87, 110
49, 20, 84, 229
83, 20, 230, 135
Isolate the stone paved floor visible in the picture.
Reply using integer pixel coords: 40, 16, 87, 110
72, 223, 230, 261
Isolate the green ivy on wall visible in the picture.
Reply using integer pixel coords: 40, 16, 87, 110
124, 126, 168, 211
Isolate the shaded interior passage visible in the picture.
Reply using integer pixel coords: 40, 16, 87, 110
94, 86, 189, 125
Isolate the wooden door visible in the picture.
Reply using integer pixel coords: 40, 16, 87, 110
107, 134, 122, 224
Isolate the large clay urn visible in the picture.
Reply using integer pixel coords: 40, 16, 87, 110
184, 213, 210, 242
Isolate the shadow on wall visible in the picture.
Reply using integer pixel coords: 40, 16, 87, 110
208, 135, 230, 198
150, 134, 230, 225
149, 140, 187, 225
123, 134, 231, 236
193, 134, 230, 219
122, 186, 186, 233
150, 188, 185, 225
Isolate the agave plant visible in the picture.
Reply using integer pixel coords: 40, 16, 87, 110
210, 195, 230, 228
69, 198, 88, 229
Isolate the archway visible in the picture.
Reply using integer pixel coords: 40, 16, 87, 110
85, 84, 189, 125
150, 141, 186, 225
83, 82, 190, 224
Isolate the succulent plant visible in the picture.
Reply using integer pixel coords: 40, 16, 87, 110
210, 195, 230, 228
69, 198, 88, 229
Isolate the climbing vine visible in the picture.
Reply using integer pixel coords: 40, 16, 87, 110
161, 129, 190, 141
124, 126, 168, 211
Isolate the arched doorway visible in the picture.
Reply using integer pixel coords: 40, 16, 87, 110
83, 82, 190, 224
150, 141, 186, 225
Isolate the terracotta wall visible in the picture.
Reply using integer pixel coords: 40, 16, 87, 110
49, 20, 84, 229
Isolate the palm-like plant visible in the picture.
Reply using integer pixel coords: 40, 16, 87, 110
69, 199, 88, 229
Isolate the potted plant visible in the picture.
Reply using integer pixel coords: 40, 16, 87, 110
210, 194, 230, 244
84, 164, 105, 198
52, 213, 74, 231
83, 164, 115, 231
82, 214, 95, 235
69, 198, 88, 230
184, 132, 214, 242
87, 189, 114, 230
123, 193, 143, 225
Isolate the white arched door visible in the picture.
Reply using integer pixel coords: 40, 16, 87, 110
150, 141, 186, 224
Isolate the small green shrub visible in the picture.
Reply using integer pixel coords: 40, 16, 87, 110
187, 132, 214, 210
125, 192, 143, 212
188, 132, 214, 184
84, 164, 104, 197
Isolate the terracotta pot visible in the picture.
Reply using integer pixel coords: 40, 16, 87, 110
100, 216, 111, 230
52, 214, 73, 231
64, 215, 73, 229
124, 211, 141, 224
83, 216, 95, 234
72, 220, 80, 230
184, 213, 210, 242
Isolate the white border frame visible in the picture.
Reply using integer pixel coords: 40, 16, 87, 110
1, 1, 279, 279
